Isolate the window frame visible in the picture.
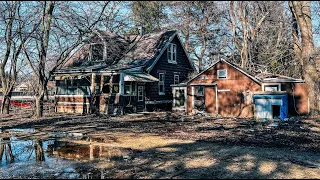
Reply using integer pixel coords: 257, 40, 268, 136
158, 73, 165, 95
262, 83, 281, 92
138, 86, 144, 101
124, 81, 136, 95
167, 43, 177, 64
217, 69, 227, 79
195, 86, 205, 96
124, 82, 132, 95
174, 74, 179, 85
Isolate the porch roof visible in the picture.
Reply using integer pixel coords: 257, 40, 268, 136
189, 83, 217, 86
123, 73, 159, 82
55, 73, 92, 80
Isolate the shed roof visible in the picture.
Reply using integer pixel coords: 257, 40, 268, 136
186, 58, 305, 85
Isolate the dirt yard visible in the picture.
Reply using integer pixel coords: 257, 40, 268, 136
0, 111, 320, 179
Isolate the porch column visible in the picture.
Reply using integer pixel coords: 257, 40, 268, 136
91, 73, 96, 93
119, 73, 124, 95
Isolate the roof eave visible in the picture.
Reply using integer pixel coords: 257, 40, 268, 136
146, 31, 179, 73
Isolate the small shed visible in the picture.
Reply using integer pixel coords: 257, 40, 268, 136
253, 91, 288, 120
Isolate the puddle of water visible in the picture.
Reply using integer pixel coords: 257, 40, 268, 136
0, 129, 130, 179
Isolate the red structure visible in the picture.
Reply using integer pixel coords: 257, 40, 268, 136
172, 59, 309, 118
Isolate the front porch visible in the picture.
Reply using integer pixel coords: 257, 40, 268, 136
55, 71, 159, 115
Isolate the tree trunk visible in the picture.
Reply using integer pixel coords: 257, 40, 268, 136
241, 38, 249, 68
35, 140, 45, 161
290, 1, 320, 115
35, 94, 44, 118
1, 96, 6, 114
1, 95, 11, 114
4, 96, 10, 114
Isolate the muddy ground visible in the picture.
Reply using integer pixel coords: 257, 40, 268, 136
0, 111, 320, 179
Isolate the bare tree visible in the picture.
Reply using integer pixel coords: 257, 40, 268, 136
229, 1, 274, 69
103, 1, 132, 34
0, 2, 39, 114
289, 1, 320, 115
167, 1, 227, 71
23, 1, 108, 118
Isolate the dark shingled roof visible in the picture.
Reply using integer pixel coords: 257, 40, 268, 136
57, 29, 177, 73
106, 30, 177, 70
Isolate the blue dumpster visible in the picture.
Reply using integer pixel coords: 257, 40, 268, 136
253, 94, 288, 120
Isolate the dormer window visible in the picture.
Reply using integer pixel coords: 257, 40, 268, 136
91, 44, 104, 61
168, 43, 177, 63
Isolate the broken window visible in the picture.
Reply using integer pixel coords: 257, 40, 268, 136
101, 74, 120, 94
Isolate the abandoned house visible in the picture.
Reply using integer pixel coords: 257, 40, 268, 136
53, 28, 196, 114
171, 58, 309, 120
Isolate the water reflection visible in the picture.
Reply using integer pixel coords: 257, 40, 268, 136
35, 140, 45, 161
47, 141, 127, 161
0, 137, 14, 164
0, 129, 129, 179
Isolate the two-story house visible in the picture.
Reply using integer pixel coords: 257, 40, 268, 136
54, 28, 196, 114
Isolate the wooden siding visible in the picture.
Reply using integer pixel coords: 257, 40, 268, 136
57, 104, 90, 114
55, 96, 91, 114
188, 61, 261, 117
147, 36, 194, 103
281, 82, 308, 115
205, 86, 216, 113
187, 61, 309, 117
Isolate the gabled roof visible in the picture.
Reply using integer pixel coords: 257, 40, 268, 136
185, 58, 304, 85
56, 29, 196, 74
105, 30, 177, 71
